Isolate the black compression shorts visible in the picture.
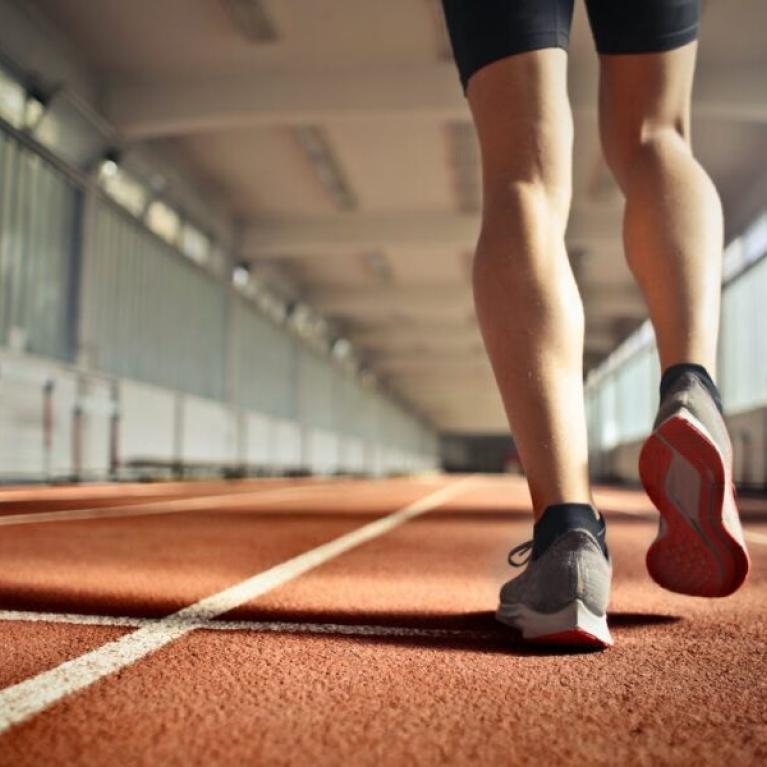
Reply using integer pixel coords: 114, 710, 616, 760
441, 0, 700, 95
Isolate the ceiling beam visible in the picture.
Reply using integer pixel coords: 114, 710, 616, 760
351, 328, 483, 349
310, 284, 473, 315
108, 64, 464, 139
241, 209, 622, 257
309, 281, 645, 319
371, 349, 490, 365
107, 63, 767, 140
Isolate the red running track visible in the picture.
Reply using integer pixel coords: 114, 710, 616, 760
0, 474, 765, 766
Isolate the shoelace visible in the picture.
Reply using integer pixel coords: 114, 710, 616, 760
507, 539, 533, 568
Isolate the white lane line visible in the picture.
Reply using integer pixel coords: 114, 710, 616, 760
0, 480, 307, 504
0, 610, 492, 641
0, 479, 387, 527
0, 477, 475, 733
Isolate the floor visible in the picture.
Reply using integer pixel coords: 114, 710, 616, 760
0, 474, 765, 766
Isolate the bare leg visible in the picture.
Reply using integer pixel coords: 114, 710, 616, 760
467, 50, 593, 519
598, 42, 723, 376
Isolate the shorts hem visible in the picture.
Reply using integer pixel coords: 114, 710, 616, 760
594, 24, 699, 56
460, 31, 571, 97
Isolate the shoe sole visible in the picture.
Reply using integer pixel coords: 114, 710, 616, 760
638, 408, 750, 597
495, 599, 613, 649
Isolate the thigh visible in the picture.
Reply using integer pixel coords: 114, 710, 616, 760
584, 0, 699, 55
440, 0, 575, 96
465, 48, 573, 218
597, 43, 698, 185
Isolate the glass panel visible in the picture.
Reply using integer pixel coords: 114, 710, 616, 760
181, 223, 210, 265
0, 126, 78, 359
0, 67, 24, 128
146, 199, 180, 244
86, 199, 227, 399
99, 163, 147, 217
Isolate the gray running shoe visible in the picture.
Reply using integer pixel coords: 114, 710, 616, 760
496, 510, 613, 648
639, 371, 750, 597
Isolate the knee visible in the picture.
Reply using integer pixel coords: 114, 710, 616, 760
479, 178, 571, 248
601, 120, 691, 190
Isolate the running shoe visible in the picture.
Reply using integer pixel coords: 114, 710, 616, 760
639, 371, 750, 597
495, 504, 613, 648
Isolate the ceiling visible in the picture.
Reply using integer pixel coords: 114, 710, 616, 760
30, 0, 767, 433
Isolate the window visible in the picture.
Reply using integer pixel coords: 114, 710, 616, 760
99, 161, 148, 217
0, 66, 25, 127
146, 199, 180, 244
742, 212, 767, 266
181, 223, 210, 265
24, 96, 46, 130
722, 237, 743, 282
208, 245, 228, 277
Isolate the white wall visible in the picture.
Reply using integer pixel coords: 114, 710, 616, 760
0, 348, 439, 481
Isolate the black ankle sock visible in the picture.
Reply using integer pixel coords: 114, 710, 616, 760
532, 503, 608, 561
659, 362, 723, 415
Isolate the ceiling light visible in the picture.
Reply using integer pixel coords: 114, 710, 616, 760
293, 125, 356, 211
22, 85, 49, 130
220, 0, 278, 43
331, 338, 352, 359
233, 264, 250, 288
100, 159, 118, 178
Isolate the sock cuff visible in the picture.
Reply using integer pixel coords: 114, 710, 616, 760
532, 503, 607, 561
659, 362, 723, 414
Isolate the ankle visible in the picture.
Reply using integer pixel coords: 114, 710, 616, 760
532, 502, 608, 561
659, 361, 723, 414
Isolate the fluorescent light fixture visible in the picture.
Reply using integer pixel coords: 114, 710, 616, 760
220, 0, 278, 42
293, 125, 356, 211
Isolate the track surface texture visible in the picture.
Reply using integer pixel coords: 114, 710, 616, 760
0, 474, 765, 766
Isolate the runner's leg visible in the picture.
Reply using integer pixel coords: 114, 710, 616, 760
466, 51, 593, 518
597, 41, 722, 376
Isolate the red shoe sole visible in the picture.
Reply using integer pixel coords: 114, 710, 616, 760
529, 628, 611, 650
638, 412, 750, 597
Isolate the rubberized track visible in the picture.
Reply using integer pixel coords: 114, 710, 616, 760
0, 475, 765, 765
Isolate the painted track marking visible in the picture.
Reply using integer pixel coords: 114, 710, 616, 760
0, 476, 475, 733
0, 480, 388, 527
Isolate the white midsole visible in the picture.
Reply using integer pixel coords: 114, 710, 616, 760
495, 599, 613, 646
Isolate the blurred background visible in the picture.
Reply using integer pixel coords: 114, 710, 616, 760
0, 0, 764, 484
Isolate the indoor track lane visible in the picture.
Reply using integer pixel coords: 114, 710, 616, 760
0, 475, 765, 766
0, 476, 337, 516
